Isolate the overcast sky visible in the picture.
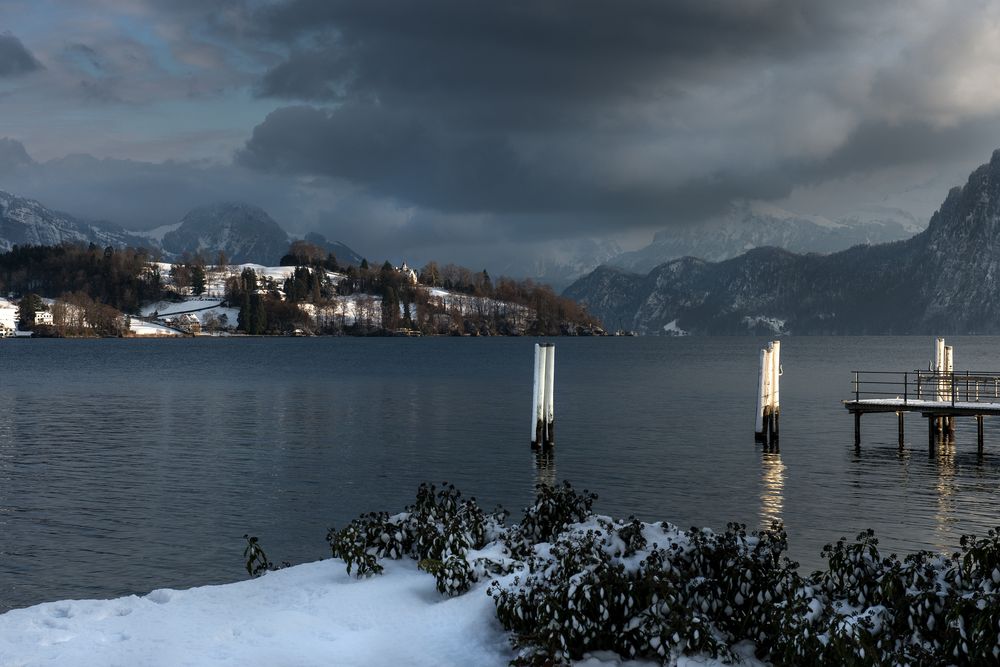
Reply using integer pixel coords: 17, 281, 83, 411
2, 0, 1000, 269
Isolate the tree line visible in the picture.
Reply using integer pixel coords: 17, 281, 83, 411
0, 241, 602, 336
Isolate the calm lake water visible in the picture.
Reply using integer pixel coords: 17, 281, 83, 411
2, 336, 1000, 612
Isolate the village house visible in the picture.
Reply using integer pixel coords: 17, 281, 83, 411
0, 299, 16, 336
398, 261, 418, 285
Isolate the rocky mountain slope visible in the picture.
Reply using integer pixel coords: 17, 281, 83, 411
160, 202, 290, 264
611, 201, 919, 273
0, 190, 149, 252
565, 150, 1000, 335
0, 191, 363, 266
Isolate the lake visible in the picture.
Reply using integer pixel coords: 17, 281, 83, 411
2, 336, 1000, 612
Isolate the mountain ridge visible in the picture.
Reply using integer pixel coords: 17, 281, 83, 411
0, 189, 363, 267
565, 149, 1000, 335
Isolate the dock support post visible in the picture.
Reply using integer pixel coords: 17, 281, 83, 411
543, 343, 555, 448
854, 412, 861, 448
897, 411, 904, 450
928, 416, 936, 454
530, 344, 545, 448
770, 341, 780, 448
978, 415, 984, 455
755, 347, 769, 441
755, 341, 781, 444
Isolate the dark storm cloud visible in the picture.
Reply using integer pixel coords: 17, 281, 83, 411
0, 32, 42, 77
806, 116, 1000, 184
241, 0, 969, 228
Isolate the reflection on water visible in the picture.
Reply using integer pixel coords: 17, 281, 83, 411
933, 434, 958, 552
760, 452, 785, 529
533, 449, 556, 489
6, 336, 1000, 612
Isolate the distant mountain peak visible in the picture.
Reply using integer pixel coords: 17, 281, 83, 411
0, 189, 151, 252
161, 201, 289, 264
567, 148, 1000, 335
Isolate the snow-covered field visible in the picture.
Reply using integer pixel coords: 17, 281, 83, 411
0, 558, 749, 667
0, 560, 511, 667
128, 319, 183, 337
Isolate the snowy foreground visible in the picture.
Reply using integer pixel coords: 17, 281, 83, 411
0, 558, 751, 667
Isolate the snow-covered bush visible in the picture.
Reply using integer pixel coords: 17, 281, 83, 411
327, 482, 508, 594
317, 482, 1000, 665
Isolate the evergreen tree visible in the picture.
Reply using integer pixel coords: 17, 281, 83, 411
17, 293, 43, 326
191, 265, 206, 296
252, 294, 267, 334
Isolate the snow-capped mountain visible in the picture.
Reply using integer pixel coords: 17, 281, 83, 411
0, 191, 365, 267
611, 201, 920, 273
500, 238, 623, 291
160, 202, 291, 264
565, 149, 1000, 335
0, 190, 150, 252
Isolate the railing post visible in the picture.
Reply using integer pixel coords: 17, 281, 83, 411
951, 372, 956, 407
855, 371, 860, 402
904, 372, 908, 405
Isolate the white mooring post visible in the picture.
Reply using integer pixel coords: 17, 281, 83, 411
770, 340, 781, 442
543, 344, 555, 446
531, 343, 556, 448
935, 337, 946, 401
531, 343, 542, 445
755, 347, 768, 438
754, 341, 781, 446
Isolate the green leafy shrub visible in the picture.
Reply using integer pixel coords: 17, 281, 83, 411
260, 482, 1000, 666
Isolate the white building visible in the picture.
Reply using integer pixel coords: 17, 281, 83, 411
0, 299, 16, 336
398, 262, 418, 285
34, 310, 54, 326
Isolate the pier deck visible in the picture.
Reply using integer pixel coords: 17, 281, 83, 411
844, 370, 1000, 452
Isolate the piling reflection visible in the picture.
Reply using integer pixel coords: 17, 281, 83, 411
932, 432, 958, 550
760, 451, 785, 529
533, 449, 556, 488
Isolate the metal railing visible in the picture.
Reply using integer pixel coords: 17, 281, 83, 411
850, 370, 1000, 406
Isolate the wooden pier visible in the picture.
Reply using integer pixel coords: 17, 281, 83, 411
844, 369, 1000, 453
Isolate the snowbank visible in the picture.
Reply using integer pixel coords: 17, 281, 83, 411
0, 558, 748, 667
128, 320, 184, 337
0, 560, 512, 667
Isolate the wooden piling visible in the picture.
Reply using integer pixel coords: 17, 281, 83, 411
755, 348, 768, 441
978, 415, 984, 455
928, 416, 935, 454
531, 343, 544, 447
543, 343, 555, 447
770, 341, 781, 448
755, 341, 781, 444
897, 411, 904, 450
854, 412, 861, 448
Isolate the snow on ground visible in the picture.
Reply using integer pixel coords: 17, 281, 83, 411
0, 560, 510, 667
742, 315, 787, 335
662, 319, 689, 336
128, 320, 184, 337
140, 299, 224, 318
0, 558, 747, 667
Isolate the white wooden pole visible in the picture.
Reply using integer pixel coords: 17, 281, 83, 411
945, 344, 954, 404
771, 340, 781, 410
531, 344, 541, 446
755, 347, 767, 436
543, 344, 555, 446
936, 338, 945, 401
